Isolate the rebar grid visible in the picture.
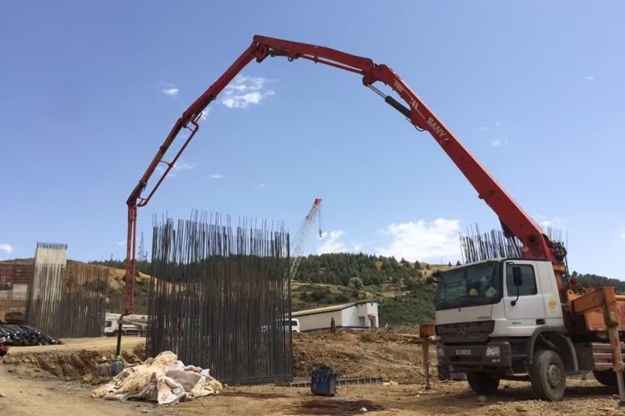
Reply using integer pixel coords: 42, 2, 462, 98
459, 223, 567, 264
147, 211, 293, 384
25, 262, 109, 338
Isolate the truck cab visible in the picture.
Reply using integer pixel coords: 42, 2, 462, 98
433, 258, 579, 401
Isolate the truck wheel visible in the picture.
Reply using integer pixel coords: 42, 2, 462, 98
466, 371, 500, 395
593, 370, 618, 387
529, 349, 566, 401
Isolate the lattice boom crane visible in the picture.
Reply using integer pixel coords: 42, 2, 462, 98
289, 198, 322, 281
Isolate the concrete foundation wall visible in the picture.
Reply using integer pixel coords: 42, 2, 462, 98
34, 243, 68, 266
31, 242, 68, 301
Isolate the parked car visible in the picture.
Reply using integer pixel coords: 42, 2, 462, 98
260, 319, 300, 333
285, 319, 300, 333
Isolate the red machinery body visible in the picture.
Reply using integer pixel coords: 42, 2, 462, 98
123, 35, 566, 316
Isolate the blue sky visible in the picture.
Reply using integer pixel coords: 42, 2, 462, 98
1, 1, 624, 278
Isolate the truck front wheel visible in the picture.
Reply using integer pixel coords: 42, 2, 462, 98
466, 371, 500, 395
529, 349, 566, 401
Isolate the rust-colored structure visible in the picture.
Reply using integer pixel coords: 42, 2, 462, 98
0, 261, 34, 322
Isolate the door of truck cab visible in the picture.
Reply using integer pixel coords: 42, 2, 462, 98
503, 261, 547, 334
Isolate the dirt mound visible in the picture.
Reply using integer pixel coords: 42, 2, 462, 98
4, 329, 433, 387
2, 339, 144, 382
3, 349, 139, 379
92, 263, 152, 290
0, 257, 152, 290
292, 329, 435, 384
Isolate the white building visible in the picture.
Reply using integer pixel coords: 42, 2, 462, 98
292, 299, 380, 332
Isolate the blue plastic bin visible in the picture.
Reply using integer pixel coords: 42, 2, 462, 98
311, 369, 338, 396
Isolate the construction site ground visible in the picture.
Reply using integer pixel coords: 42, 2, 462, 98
1, 331, 623, 416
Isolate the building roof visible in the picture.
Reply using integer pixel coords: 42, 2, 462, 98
292, 299, 378, 317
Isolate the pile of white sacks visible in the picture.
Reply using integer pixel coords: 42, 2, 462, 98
91, 351, 223, 406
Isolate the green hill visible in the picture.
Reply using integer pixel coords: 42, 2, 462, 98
290, 253, 449, 325
89, 253, 448, 326
88, 254, 623, 327
573, 271, 625, 293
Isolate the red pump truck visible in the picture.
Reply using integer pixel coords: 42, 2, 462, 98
119, 35, 625, 402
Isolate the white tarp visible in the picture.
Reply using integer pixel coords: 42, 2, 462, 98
91, 351, 223, 406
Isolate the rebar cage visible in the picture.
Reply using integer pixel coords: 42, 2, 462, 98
146, 211, 293, 384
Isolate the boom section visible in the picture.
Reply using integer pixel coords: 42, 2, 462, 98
123, 35, 562, 316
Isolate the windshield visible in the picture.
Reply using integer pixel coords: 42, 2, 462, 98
435, 261, 502, 310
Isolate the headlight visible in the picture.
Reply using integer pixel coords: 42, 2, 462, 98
437, 347, 445, 358
486, 346, 500, 357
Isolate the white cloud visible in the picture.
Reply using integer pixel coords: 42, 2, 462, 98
316, 230, 362, 255
200, 109, 210, 121
117, 241, 126, 247
317, 230, 347, 254
155, 161, 197, 178
376, 218, 461, 263
586, 75, 595, 81
220, 75, 275, 109
210, 174, 224, 179
621, 232, 625, 239
533, 214, 566, 229
316, 230, 366, 255
162, 87, 179, 97
0, 243, 13, 254
476, 121, 510, 147
172, 162, 196, 171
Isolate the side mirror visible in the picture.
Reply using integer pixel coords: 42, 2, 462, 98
512, 266, 523, 287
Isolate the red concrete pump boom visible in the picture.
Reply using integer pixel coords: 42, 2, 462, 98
123, 34, 568, 319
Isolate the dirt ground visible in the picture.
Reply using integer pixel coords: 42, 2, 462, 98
2, 333, 625, 416
293, 330, 429, 384
7, 336, 145, 354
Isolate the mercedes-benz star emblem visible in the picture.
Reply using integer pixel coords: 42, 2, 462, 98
456, 326, 467, 338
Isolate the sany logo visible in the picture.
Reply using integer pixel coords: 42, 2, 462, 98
427, 117, 447, 138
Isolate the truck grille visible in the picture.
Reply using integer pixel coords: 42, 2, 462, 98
435, 320, 494, 344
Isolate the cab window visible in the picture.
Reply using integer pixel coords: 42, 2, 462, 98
505, 264, 538, 296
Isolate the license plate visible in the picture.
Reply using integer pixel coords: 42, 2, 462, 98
456, 349, 471, 356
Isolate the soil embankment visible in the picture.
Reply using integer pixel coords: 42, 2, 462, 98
0, 331, 620, 416
2, 337, 144, 380
3, 330, 432, 384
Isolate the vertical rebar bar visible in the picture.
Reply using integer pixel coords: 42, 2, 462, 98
458, 223, 567, 263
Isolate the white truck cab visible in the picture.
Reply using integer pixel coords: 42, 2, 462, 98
435, 258, 564, 336
433, 258, 584, 401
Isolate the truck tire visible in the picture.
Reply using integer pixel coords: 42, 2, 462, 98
593, 370, 618, 387
529, 349, 566, 401
466, 371, 500, 395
